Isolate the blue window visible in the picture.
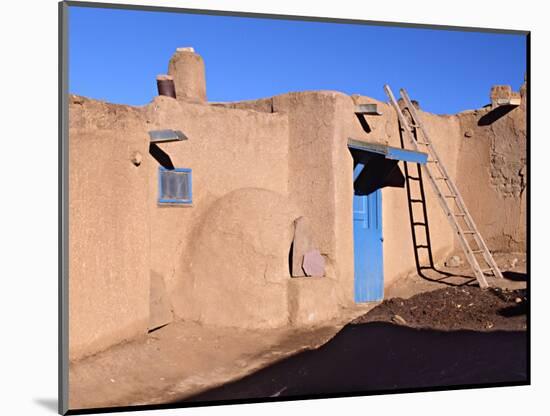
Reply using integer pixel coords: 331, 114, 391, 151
158, 167, 192, 205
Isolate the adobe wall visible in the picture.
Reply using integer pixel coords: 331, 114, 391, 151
190, 91, 364, 325
339, 96, 463, 288
143, 96, 293, 327
209, 92, 361, 324
237, 91, 469, 311
68, 47, 526, 360
69, 93, 295, 358
455, 84, 527, 252
68, 96, 151, 361
393, 110, 464, 272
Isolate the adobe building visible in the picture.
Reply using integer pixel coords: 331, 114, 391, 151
68, 47, 527, 361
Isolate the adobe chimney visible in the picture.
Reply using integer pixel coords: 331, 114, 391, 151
167, 47, 207, 103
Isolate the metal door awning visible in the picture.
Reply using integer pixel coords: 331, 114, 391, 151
348, 138, 428, 164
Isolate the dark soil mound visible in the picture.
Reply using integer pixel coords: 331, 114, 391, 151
352, 286, 527, 331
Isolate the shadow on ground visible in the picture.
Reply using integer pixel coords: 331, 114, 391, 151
34, 398, 57, 413
417, 266, 477, 286
178, 322, 527, 403
503, 271, 527, 282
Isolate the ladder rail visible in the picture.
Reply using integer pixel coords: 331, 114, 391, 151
399, 89, 503, 279
383, 85, 490, 288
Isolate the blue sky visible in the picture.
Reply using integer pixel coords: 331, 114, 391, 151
68, 6, 527, 115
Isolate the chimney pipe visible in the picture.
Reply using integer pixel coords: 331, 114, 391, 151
156, 74, 176, 98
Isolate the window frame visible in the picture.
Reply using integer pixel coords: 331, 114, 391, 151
157, 166, 193, 205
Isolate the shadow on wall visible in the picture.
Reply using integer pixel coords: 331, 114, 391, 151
149, 143, 174, 169
478, 105, 516, 126
398, 121, 475, 287
353, 157, 405, 196
355, 113, 372, 133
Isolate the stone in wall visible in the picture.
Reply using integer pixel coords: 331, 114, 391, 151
489, 152, 526, 198
291, 216, 313, 277
302, 249, 326, 277
456, 83, 527, 251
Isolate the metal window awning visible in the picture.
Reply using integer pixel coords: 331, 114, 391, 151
354, 103, 383, 116
348, 138, 428, 164
148, 129, 187, 143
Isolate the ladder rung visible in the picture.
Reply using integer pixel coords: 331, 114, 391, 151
416, 245, 429, 249
462, 230, 476, 234
412, 222, 426, 226
472, 250, 484, 254
410, 199, 424, 203
407, 176, 421, 181
435, 177, 448, 180
416, 141, 430, 145
453, 213, 466, 217
427, 160, 439, 163
481, 268, 494, 274
444, 194, 457, 198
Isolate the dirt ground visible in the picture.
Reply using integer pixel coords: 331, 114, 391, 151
385, 251, 527, 298
68, 251, 527, 411
353, 285, 527, 331
186, 323, 527, 403
68, 304, 374, 410
184, 252, 528, 403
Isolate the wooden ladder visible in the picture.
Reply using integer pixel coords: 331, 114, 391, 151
384, 85, 503, 289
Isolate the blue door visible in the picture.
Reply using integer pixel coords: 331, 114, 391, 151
353, 163, 384, 302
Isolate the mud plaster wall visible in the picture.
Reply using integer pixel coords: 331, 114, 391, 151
274, 91, 361, 322
217, 91, 362, 324
171, 91, 483, 321
143, 96, 292, 326
409, 111, 464, 264
180, 188, 299, 328
209, 91, 432, 320
343, 96, 463, 287
266, 91, 466, 307
68, 82, 526, 359
69, 96, 151, 361
210, 92, 358, 324
456, 85, 527, 251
